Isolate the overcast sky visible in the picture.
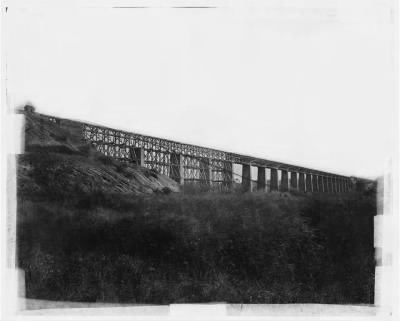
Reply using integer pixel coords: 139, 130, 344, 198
5, 0, 396, 179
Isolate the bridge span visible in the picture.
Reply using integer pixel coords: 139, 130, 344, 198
24, 106, 353, 193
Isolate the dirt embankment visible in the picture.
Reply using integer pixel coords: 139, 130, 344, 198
18, 110, 180, 197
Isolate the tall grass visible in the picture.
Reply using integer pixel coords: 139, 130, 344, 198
17, 188, 375, 304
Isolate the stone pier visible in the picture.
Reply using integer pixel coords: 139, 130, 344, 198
130, 147, 145, 166
290, 171, 298, 190
328, 177, 333, 193
280, 170, 289, 192
223, 161, 233, 188
170, 153, 184, 185
312, 174, 318, 192
200, 158, 212, 185
257, 167, 266, 191
346, 179, 351, 192
270, 168, 278, 191
299, 173, 305, 193
242, 164, 251, 192
323, 176, 328, 192
306, 173, 312, 192
318, 175, 324, 192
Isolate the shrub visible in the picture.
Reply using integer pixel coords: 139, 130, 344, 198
97, 154, 116, 166
28, 152, 77, 201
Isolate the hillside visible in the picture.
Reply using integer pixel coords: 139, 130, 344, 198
18, 109, 180, 198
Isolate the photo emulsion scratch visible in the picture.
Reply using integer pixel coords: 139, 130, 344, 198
1, 0, 398, 319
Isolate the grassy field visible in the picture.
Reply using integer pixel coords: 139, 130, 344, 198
17, 185, 375, 304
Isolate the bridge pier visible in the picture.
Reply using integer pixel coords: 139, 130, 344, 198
170, 153, 184, 185
257, 167, 266, 191
242, 164, 251, 192
306, 173, 312, 192
328, 176, 333, 193
318, 175, 323, 192
325, 177, 330, 192
200, 158, 212, 185
290, 171, 298, 191
280, 170, 289, 192
299, 173, 305, 193
270, 168, 278, 191
223, 161, 233, 188
130, 147, 145, 166
312, 174, 318, 192
323, 176, 328, 193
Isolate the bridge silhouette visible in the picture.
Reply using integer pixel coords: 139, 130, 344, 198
24, 106, 353, 193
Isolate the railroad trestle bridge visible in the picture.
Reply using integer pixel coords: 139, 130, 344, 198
29, 107, 353, 193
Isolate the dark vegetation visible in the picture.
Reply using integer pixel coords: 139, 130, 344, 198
17, 110, 376, 304
17, 158, 376, 304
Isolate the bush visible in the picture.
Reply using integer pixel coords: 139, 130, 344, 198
97, 154, 116, 166
28, 151, 77, 201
